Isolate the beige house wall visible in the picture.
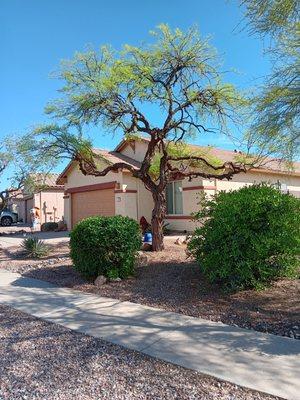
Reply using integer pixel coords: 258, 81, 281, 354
137, 181, 153, 222
216, 171, 300, 193
120, 140, 148, 162
122, 173, 153, 223
63, 162, 124, 229
63, 165, 300, 232
64, 162, 121, 189
164, 170, 300, 232
60, 140, 300, 233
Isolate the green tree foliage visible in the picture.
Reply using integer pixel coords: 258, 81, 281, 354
188, 184, 300, 291
241, 0, 300, 159
30, 25, 254, 250
70, 216, 142, 280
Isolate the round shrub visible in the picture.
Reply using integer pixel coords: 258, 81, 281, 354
188, 184, 300, 291
41, 222, 59, 232
70, 215, 142, 280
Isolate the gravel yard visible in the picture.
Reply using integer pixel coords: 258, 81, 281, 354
0, 304, 281, 400
1, 241, 299, 339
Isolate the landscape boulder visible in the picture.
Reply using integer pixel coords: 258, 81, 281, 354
135, 251, 149, 268
94, 275, 107, 287
174, 237, 184, 245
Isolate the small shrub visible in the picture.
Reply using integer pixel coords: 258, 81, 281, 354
21, 237, 50, 258
41, 222, 59, 232
70, 215, 142, 280
188, 184, 300, 292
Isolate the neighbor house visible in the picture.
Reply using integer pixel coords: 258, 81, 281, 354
56, 138, 300, 232
8, 174, 65, 224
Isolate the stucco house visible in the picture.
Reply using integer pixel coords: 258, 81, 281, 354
8, 174, 64, 224
56, 138, 300, 232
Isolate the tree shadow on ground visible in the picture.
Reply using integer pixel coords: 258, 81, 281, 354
18, 257, 300, 339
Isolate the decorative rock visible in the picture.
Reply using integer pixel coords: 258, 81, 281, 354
135, 251, 148, 268
174, 237, 184, 245
110, 277, 121, 282
94, 275, 107, 287
141, 242, 152, 251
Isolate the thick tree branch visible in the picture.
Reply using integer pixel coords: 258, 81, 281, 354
166, 161, 247, 181
75, 156, 140, 179
167, 155, 249, 173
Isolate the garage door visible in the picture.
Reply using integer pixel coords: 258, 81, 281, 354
71, 189, 115, 227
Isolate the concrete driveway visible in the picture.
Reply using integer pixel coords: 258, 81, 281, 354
0, 231, 69, 249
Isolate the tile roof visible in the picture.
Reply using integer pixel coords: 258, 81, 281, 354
116, 137, 300, 174
28, 173, 64, 189
56, 139, 300, 185
93, 149, 141, 170
187, 144, 300, 174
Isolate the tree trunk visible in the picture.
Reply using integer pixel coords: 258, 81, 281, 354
151, 189, 166, 251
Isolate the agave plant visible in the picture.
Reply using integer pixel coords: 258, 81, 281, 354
21, 237, 49, 259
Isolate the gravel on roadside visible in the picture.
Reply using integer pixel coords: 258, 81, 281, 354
0, 305, 281, 400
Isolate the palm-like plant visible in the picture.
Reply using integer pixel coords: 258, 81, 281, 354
21, 237, 49, 259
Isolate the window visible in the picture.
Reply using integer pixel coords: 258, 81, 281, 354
166, 181, 183, 214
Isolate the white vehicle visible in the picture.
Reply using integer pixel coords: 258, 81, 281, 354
0, 210, 18, 226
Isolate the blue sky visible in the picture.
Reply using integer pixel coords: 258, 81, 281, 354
1, 0, 271, 188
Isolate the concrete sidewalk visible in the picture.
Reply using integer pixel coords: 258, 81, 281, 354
0, 270, 299, 400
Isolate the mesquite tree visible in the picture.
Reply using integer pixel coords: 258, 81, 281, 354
34, 25, 254, 250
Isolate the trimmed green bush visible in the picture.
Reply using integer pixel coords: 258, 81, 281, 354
21, 237, 49, 258
41, 222, 59, 232
188, 184, 300, 291
70, 215, 142, 280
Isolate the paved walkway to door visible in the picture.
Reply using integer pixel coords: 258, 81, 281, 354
0, 270, 299, 400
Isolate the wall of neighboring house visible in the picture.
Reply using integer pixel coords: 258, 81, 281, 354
38, 190, 64, 224
25, 197, 34, 223
15, 191, 64, 225
7, 198, 25, 222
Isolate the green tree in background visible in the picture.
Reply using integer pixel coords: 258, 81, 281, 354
0, 137, 57, 212
241, 0, 299, 159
